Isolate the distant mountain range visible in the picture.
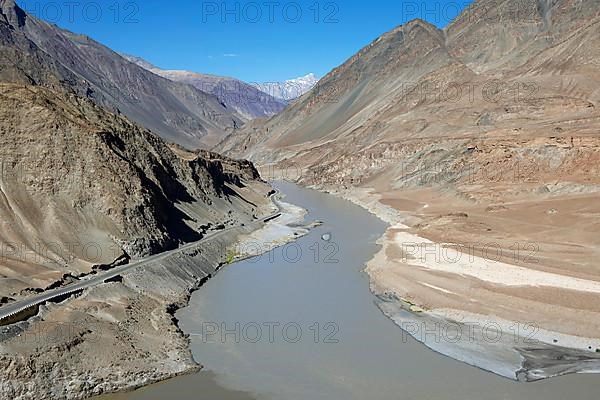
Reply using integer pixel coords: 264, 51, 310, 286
251, 73, 318, 101
123, 52, 317, 112
122, 54, 288, 120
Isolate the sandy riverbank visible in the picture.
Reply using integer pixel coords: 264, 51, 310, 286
232, 195, 312, 262
0, 193, 311, 400
318, 184, 600, 381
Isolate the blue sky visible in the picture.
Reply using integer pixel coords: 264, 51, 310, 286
17, 0, 473, 83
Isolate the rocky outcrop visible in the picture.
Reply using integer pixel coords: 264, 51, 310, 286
0, 83, 271, 298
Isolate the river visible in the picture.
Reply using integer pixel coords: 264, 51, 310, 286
100, 182, 600, 400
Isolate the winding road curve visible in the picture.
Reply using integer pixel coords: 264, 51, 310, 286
0, 195, 282, 326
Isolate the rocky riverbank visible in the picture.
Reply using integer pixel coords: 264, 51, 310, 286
0, 195, 310, 400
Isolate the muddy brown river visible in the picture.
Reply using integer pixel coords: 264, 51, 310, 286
101, 182, 600, 400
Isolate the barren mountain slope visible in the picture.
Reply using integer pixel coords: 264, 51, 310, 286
0, 83, 271, 299
217, 18, 468, 158
218, 0, 600, 199
0, 0, 241, 149
445, 0, 600, 72
219, 0, 600, 167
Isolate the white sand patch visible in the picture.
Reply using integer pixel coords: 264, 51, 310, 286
235, 200, 309, 260
394, 230, 600, 294
419, 281, 456, 295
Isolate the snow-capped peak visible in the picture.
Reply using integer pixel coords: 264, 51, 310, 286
252, 74, 319, 101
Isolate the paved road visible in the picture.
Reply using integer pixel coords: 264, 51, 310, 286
0, 196, 282, 323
